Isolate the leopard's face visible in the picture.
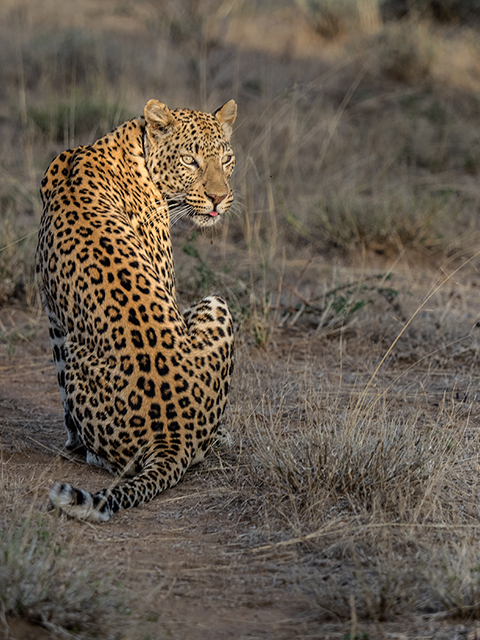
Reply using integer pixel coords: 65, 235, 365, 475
144, 100, 237, 228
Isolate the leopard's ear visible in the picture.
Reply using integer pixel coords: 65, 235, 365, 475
214, 100, 237, 141
144, 100, 177, 136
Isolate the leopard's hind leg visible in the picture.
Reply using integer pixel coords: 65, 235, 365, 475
182, 294, 235, 464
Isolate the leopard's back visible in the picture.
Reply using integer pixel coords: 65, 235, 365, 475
36, 100, 237, 521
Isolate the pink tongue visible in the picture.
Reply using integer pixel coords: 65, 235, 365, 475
209, 210, 218, 217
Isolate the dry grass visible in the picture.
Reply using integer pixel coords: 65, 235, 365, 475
2, 0, 480, 636
220, 323, 480, 622
0, 515, 114, 637
0, 469, 124, 638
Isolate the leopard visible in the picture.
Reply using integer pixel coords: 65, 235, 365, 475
35, 99, 237, 522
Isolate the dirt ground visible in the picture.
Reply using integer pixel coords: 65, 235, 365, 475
2, 286, 480, 640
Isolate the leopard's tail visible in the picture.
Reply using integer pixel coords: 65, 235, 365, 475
49, 459, 178, 522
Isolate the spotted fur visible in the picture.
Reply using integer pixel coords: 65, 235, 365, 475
36, 100, 237, 522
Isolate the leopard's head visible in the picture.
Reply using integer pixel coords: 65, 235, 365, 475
144, 99, 237, 228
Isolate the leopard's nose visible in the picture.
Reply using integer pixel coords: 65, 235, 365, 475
207, 193, 227, 207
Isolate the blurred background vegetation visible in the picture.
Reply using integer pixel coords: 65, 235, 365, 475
1, 0, 480, 338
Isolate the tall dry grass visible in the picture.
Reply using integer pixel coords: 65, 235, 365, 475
1, 1, 480, 313
220, 331, 480, 621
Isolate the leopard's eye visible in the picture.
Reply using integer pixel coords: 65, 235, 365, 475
222, 154, 233, 165
182, 155, 198, 167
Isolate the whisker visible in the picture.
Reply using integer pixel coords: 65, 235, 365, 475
168, 203, 189, 215
228, 201, 245, 220
232, 190, 244, 201
169, 207, 193, 227
137, 194, 242, 230
168, 199, 194, 227
143, 200, 169, 225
